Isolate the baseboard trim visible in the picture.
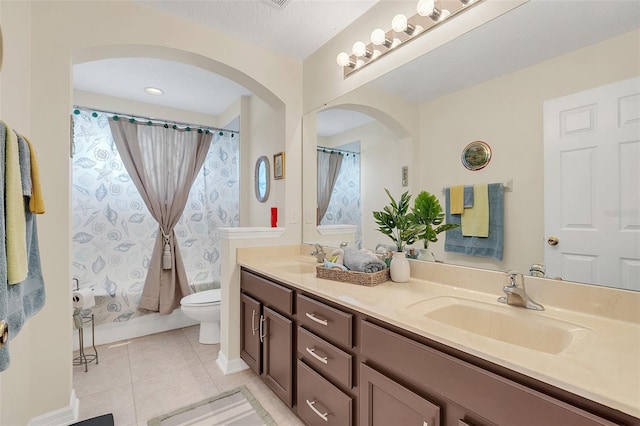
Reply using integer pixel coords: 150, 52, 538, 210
29, 389, 79, 426
216, 351, 249, 375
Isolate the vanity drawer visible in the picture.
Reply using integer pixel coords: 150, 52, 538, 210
297, 360, 352, 426
298, 326, 353, 389
241, 270, 293, 315
360, 321, 618, 426
297, 294, 353, 348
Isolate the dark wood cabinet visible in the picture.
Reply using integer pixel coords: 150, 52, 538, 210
360, 363, 440, 426
240, 267, 638, 426
240, 293, 261, 374
240, 270, 294, 407
263, 306, 293, 406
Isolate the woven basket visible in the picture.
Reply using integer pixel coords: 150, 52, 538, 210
315, 265, 390, 287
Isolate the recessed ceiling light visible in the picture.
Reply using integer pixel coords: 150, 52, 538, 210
144, 87, 164, 96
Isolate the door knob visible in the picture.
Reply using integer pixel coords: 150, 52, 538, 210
547, 236, 559, 246
0, 320, 8, 347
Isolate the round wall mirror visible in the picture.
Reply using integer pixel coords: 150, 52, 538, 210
254, 156, 270, 202
461, 141, 492, 171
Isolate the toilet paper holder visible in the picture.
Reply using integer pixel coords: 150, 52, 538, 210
72, 277, 99, 372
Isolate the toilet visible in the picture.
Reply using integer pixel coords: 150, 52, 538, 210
180, 289, 221, 344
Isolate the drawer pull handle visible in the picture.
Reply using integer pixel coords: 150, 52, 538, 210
306, 399, 329, 422
251, 309, 258, 336
306, 347, 328, 364
305, 312, 328, 326
259, 316, 266, 343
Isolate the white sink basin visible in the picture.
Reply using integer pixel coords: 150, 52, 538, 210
271, 262, 318, 275
407, 296, 592, 354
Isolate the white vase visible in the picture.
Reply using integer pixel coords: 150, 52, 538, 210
417, 248, 434, 261
390, 251, 410, 282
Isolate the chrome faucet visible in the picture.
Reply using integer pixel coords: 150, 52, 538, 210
497, 271, 544, 311
309, 243, 327, 263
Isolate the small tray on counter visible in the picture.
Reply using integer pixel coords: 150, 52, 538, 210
315, 265, 390, 287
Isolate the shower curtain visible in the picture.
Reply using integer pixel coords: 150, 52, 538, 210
71, 111, 239, 323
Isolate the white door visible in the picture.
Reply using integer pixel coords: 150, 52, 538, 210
544, 77, 640, 290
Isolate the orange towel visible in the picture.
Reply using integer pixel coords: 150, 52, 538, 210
450, 185, 464, 214
24, 136, 45, 214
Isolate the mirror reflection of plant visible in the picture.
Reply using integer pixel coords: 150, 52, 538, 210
408, 191, 460, 249
372, 189, 426, 252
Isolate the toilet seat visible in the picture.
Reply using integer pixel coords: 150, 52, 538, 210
180, 289, 221, 307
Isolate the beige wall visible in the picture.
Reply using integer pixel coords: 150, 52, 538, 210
302, 29, 639, 277
302, 0, 527, 112
0, 1, 302, 423
418, 29, 640, 273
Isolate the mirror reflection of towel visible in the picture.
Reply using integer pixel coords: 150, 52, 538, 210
450, 185, 464, 214
444, 184, 504, 260
461, 184, 489, 237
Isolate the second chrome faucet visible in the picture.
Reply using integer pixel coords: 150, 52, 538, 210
497, 271, 544, 311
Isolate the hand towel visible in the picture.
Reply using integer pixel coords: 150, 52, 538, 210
24, 136, 45, 214
343, 247, 387, 273
464, 185, 474, 208
17, 135, 32, 196
0, 123, 47, 372
450, 185, 464, 214
3, 121, 28, 284
461, 184, 489, 237
328, 248, 345, 265
444, 184, 504, 260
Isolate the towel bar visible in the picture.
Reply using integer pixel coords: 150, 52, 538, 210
441, 179, 513, 195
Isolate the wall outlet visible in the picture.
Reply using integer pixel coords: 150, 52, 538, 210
289, 210, 298, 224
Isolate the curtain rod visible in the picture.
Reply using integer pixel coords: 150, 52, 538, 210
317, 145, 359, 155
72, 105, 239, 135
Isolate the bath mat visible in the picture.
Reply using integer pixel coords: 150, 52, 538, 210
147, 385, 276, 426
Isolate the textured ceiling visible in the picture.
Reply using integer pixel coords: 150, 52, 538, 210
135, 0, 380, 60
74, 0, 640, 135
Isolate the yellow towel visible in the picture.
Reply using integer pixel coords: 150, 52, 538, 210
450, 185, 464, 214
4, 122, 28, 284
461, 184, 489, 237
24, 136, 46, 214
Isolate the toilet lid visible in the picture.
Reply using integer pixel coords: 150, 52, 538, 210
181, 289, 221, 305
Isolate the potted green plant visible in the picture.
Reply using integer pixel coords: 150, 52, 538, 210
372, 189, 425, 282
408, 190, 459, 259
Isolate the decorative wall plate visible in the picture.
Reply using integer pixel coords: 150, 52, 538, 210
461, 141, 492, 171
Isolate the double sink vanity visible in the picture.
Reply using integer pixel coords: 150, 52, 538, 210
236, 245, 639, 426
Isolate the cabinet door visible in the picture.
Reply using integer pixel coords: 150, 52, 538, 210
360, 363, 440, 426
240, 294, 261, 375
263, 306, 294, 407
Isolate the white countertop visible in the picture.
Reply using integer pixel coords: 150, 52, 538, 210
238, 254, 640, 419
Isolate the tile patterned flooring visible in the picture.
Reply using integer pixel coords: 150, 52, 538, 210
73, 326, 304, 425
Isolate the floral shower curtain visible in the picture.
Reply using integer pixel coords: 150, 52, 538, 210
317, 150, 343, 225
72, 111, 238, 323
108, 118, 212, 314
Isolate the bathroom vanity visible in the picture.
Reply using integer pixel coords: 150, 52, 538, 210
238, 251, 640, 426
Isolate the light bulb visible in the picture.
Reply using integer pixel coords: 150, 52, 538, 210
371, 28, 386, 46
352, 41, 367, 57
417, 0, 435, 16
336, 52, 351, 67
391, 14, 408, 32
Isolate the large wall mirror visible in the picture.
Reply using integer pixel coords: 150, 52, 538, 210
302, 0, 640, 291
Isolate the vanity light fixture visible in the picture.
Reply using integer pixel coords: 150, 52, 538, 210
336, 0, 482, 77
144, 86, 164, 96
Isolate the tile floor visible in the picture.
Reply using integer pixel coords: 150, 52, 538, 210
73, 326, 304, 426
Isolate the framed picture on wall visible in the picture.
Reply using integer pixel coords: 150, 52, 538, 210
274, 152, 285, 180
